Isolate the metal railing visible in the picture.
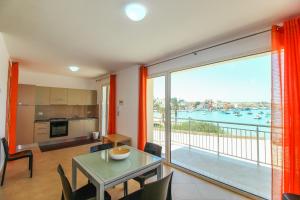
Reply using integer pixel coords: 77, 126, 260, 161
153, 117, 275, 166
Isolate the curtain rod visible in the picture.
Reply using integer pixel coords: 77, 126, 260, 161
146, 29, 271, 67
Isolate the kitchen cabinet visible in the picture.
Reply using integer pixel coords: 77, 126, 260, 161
34, 122, 50, 142
68, 119, 98, 138
18, 84, 36, 105
16, 105, 35, 145
85, 90, 97, 105
67, 89, 86, 105
68, 120, 84, 138
50, 88, 68, 105
36, 86, 50, 105
84, 118, 98, 133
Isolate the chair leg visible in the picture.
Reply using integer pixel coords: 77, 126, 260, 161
29, 156, 33, 178
1, 160, 7, 186
139, 180, 145, 188
123, 181, 128, 196
61, 191, 65, 200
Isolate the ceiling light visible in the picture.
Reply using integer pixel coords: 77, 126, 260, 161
69, 66, 80, 72
125, 3, 147, 21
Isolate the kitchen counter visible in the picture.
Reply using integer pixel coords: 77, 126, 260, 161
35, 117, 98, 122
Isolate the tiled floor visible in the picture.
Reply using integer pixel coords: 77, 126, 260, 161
0, 143, 250, 200
171, 146, 271, 199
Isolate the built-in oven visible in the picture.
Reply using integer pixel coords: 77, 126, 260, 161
50, 118, 68, 138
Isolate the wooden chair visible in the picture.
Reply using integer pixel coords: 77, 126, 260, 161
1, 137, 33, 186
90, 143, 113, 153
120, 172, 173, 200
57, 164, 111, 200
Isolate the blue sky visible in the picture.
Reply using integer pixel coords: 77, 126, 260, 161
153, 53, 271, 102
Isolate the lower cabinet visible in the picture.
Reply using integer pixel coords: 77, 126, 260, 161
34, 122, 50, 143
68, 119, 98, 138
34, 119, 99, 143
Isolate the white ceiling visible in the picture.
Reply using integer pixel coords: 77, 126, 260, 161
0, 0, 299, 78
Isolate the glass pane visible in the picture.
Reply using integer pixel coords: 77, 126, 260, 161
147, 76, 166, 157
101, 86, 108, 135
170, 53, 271, 199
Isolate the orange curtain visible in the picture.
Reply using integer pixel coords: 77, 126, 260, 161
107, 74, 116, 135
138, 65, 148, 150
272, 16, 300, 200
7, 62, 19, 154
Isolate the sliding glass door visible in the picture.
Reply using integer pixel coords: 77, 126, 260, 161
147, 53, 271, 199
147, 76, 166, 158
100, 85, 109, 136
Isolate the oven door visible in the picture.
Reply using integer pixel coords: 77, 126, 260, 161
50, 121, 68, 138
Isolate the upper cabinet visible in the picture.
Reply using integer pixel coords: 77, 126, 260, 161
36, 86, 50, 105
67, 89, 86, 105
18, 84, 97, 105
18, 84, 36, 105
85, 90, 97, 105
50, 88, 68, 105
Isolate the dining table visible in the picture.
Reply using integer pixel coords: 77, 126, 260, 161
72, 145, 163, 200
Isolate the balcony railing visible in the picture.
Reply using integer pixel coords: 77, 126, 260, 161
153, 117, 276, 166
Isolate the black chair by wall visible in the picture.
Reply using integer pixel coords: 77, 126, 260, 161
120, 172, 173, 200
90, 143, 113, 153
123, 142, 162, 196
1, 137, 33, 186
57, 164, 111, 200
282, 193, 300, 200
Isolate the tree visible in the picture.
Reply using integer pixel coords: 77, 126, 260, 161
171, 97, 179, 124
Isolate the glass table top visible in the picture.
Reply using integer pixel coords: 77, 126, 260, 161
74, 145, 162, 183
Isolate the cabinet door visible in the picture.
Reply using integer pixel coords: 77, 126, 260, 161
50, 88, 68, 105
34, 122, 50, 142
85, 119, 98, 133
18, 84, 36, 105
67, 89, 85, 105
68, 120, 84, 138
16, 106, 35, 145
86, 90, 97, 105
36, 87, 50, 105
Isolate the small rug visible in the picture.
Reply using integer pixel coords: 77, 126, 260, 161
39, 138, 101, 152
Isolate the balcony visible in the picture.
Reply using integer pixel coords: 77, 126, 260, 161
152, 117, 273, 199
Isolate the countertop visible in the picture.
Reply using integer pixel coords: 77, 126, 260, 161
35, 117, 98, 123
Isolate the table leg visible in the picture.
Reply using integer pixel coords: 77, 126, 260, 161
72, 159, 77, 190
96, 183, 105, 200
157, 163, 163, 179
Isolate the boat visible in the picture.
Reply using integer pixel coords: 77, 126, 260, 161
254, 114, 262, 119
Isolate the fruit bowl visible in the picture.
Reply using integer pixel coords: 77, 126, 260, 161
109, 147, 130, 160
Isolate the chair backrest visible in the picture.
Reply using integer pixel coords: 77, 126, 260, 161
141, 172, 173, 200
144, 142, 162, 157
57, 164, 73, 200
1, 138, 9, 158
90, 143, 113, 153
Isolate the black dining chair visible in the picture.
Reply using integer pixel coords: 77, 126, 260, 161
123, 142, 162, 196
57, 164, 111, 200
90, 143, 113, 153
120, 172, 173, 200
282, 193, 300, 200
1, 137, 33, 186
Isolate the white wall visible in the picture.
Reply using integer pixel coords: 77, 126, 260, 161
0, 34, 9, 138
0, 33, 10, 171
19, 68, 97, 90
116, 65, 139, 147
148, 31, 271, 76
115, 31, 271, 149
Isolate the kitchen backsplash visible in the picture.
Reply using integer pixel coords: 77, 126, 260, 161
35, 105, 98, 120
